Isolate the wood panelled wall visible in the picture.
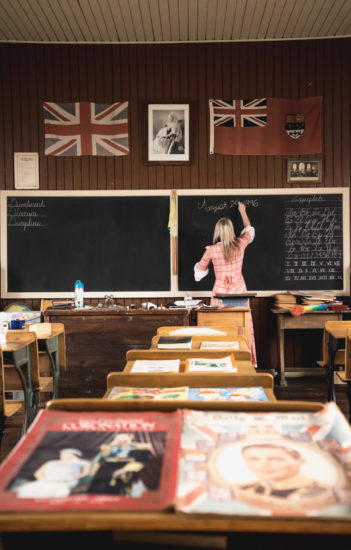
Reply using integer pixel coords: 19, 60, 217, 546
0, 38, 350, 370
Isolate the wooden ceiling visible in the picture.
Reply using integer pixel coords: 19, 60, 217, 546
0, 0, 350, 44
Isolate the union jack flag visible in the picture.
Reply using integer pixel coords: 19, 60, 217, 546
211, 99, 267, 128
43, 102, 129, 156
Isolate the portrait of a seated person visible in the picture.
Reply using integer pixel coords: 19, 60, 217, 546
87, 432, 165, 497
153, 112, 184, 154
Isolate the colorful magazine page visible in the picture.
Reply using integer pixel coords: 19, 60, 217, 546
184, 355, 237, 373
0, 409, 181, 512
188, 387, 268, 402
200, 341, 240, 350
130, 359, 180, 373
108, 387, 189, 401
176, 403, 351, 518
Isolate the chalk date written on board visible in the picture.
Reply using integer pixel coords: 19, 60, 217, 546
197, 197, 259, 214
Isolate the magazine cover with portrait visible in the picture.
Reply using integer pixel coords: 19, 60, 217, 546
176, 403, 351, 517
0, 409, 181, 511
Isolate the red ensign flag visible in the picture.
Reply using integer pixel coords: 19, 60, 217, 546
209, 97, 322, 155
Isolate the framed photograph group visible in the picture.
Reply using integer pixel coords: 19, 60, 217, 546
287, 159, 322, 183
147, 103, 190, 163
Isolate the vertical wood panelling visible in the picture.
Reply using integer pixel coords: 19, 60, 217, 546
1, 39, 350, 368
341, 40, 351, 188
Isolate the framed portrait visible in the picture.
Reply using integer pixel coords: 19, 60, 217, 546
147, 103, 190, 163
287, 159, 322, 183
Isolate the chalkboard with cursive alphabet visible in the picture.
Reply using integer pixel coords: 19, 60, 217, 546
178, 192, 347, 292
5, 194, 170, 294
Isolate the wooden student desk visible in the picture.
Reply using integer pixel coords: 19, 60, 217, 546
150, 334, 251, 361
272, 309, 347, 387
196, 308, 251, 343
323, 323, 351, 403
124, 350, 255, 375
24, 323, 66, 399
1, 331, 40, 433
104, 372, 276, 401
156, 326, 238, 337
1, 399, 350, 537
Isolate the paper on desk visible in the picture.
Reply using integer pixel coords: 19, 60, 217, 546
200, 341, 240, 350
174, 300, 202, 307
131, 359, 181, 373
170, 327, 226, 336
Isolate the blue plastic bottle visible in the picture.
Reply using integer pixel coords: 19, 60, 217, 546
74, 280, 84, 308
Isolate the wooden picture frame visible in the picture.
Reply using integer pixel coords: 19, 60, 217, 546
287, 159, 322, 183
147, 103, 190, 163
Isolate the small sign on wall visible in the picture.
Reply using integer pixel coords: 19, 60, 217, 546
14, 153, 39, 189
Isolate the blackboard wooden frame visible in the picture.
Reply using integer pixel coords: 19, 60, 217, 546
176, 188, 350, 297
1, 188, 349, 298
0, 190, 173, 299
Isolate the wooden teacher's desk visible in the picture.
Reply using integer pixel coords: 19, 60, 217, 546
272, 309, 346, 387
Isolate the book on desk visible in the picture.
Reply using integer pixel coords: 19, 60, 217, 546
214, 293, 257, 307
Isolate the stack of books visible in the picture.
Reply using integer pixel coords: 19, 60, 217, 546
273, 294, 297, 310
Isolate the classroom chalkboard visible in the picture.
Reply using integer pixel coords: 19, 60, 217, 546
178, 191, 348, 293
4, 193, 171, 294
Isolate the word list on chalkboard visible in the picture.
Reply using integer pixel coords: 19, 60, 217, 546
283, 195, 343, 285
8, 197, 47, 231
177, 190, 348, 294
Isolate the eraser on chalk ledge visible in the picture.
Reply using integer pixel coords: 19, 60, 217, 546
141, 302, 157, 310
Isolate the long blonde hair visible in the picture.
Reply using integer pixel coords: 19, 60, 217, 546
213, 218, 239, 261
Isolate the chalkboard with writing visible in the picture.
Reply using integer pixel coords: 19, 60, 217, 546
178, 192, 347, 292
5, 194, 171, 294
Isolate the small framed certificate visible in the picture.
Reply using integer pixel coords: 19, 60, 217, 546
14, 153, 39, 189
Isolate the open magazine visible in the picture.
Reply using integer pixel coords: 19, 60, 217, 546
0, 410, 181, 511
176, 403, 351, 517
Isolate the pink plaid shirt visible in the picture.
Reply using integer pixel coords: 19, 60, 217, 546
195, 227, 254, 303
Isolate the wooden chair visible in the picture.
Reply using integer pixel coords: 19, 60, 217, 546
196, 308, 251, 344
3, 332, 41, 433
335, 331, 351, 421
318, 320, 351, 401
0, 350, 22, 422
24, 323, 66, 400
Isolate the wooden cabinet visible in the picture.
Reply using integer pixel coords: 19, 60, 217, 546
44, 309, 189, 398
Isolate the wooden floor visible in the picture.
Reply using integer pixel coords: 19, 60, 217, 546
0, 376, 350, 550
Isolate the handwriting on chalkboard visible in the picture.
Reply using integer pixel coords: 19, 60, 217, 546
283, 196, 343, 283
7, 199, 47, 231
197, 197, 259, 214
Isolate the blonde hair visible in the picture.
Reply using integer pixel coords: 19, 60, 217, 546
213, 218, 239, 261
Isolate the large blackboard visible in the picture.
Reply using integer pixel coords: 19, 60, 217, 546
5, 194, 170, 294
178, 192, 347, 292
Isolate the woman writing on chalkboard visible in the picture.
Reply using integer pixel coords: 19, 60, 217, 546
194, 202, 257, 367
